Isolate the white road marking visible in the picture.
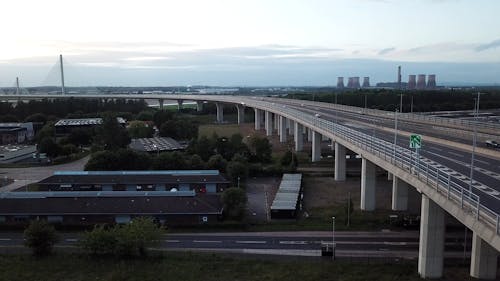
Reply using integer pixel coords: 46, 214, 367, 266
165, 240, 180, 243
448, 152, 463, 158
193, 240, 222, 243
65, 239, 78, 242
0, 238, 11, 241
475, 159, 490, 165
279, 241, 308, 245
236, 241, 267, 244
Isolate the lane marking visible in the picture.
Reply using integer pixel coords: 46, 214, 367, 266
65, 238, 78, 242
193, 240, 222, 243
235, 241, 267, 244
165, 240, 180, 243
448, 152, 464, 158
0, 238, 11, 241
279, 241, 308, 245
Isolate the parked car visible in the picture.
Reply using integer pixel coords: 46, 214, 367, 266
486, 140, 500, 148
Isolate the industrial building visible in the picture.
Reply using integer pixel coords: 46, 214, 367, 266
36, 170, 230, 193
270, 174, 303, 219
54, 117, 126, 136
0, 123, 34, 145
0, 191, 223, 225
0, 145, 37, 164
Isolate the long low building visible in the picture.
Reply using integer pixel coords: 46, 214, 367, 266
36, 170, 230, 193
270, 174, 303, 219
0, 191, 222, 225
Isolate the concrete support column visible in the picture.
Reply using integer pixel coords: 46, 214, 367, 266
196, 101, 204, 112
158, 99, 164, 110
279, 116, 287, 143
177, 99, 183, 111
470, 232, 498, 280
311, 131, 321, 162
236, 104, 245, 124
334, 142, 346, 181
215, 102, 224, 123
391, 177, 409, 211
331, 139, 335, 151
387, 172, 393, 181
418, 195, 445, 279
254, 108, 262, 130
294, 122, 304, 152
360, 158, 376, 211
307, 128, 312, 142
265, 111, 273, 136
288, 119, 294, 136
274, 114, 279, 131
302, 125, 307, 134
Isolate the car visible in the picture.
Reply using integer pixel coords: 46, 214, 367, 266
314, 113, 321, 118
486, 140, 500, 148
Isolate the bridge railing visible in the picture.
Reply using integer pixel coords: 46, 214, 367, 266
249, 100, 500, 236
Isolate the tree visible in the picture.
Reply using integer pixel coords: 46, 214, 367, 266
79, 225, 117, 256
207, 154, 227, 172
38, 137, 60, 157
67, 128, 93, 146
24, 220, 60, 257
189, 154, 205, 169
36, 122, 55, 142
85, 149, 151, 171
114, 217, 164, 257
280, 150, 298, 169
226, 155, 249, 185
159, 120, 177, 138
128, 120, 154, 138
221, 188, 248, 220
24, 113, 47, 123
248, 135, 272, 163
94, 114, 130, 150
136, 110, 154, 121
153, 110, 173, 128
194, 136, 212, 161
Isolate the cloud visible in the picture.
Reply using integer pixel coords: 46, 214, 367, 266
378, 47, 395, 55
475, 39, 500, 52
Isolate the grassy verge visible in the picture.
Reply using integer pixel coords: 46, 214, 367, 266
0, 252, 454, 281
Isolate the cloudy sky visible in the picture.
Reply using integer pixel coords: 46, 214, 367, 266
1, 0, 500, 87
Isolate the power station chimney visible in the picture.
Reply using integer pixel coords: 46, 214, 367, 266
427, 74, 436, 88
416, 74, 426, 89
60, 54, 66, 95
397, 66, 402, 89
337, 77, 344, 88
408, 75, 416, 90
16, 77, 20, 95
353, 77, 361, 88
362, 77, 370, 88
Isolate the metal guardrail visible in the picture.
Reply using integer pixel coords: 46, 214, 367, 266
243, 98, 500, 236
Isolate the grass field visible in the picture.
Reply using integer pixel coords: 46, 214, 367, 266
0, 252, 470, 281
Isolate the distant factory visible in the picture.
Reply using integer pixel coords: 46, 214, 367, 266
337, 76, 370, 89
376, 66, 438, 90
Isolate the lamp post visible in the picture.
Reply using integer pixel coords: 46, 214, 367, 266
469, 92, 480, 193
332, 216, 336, 260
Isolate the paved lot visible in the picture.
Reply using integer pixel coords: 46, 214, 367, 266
245, 177, 280, 222
0, 156, 90, 191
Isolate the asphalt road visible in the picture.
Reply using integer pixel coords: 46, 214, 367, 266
0, 231, 471, 259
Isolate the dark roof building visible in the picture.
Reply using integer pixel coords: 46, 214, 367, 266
0, 123, 34, 144
0, 191, 222, 225
54, 118, 126, 135
37, 170, 230, 194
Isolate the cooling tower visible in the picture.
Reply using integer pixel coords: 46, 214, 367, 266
352, 77, 361, 88
416, 74, 426, 89
362, 77, 370, 88
427, 74, 436, 88
408, 75, 416, 90
337, 77, 344, 88
347, 77, 353, 88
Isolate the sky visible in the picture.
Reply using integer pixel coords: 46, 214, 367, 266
1, 0, 500, 87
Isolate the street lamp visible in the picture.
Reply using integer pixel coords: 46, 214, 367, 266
332, 216, 336, 260
469, 92, 481, 192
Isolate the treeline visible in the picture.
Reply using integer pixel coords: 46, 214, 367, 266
292, 89, 500, 112
0, 98, 149, 122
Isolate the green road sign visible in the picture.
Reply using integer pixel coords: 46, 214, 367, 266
410, 134, 422, 149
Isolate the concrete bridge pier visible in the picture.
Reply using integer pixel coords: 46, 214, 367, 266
196, 101, 204, 112
274, 114, 279, 132
418, 194, 445, 279
279, 116, 287, 143
387, 172, 393, 181
177, 99, 183, 111
391, 177, 409, 211
360, 158, 376, 211
236, 104, 245, 124
307, 128, 312, 142
215, 102, 224, 123
334, 142, 346, 181
265, 111, 273, 136
288, 119, 294, 136
470, 233, 498, 280
294, 122, 304, 152
158, 99, 164, 110
254, 108, 262, 130
311, 131, 321, 162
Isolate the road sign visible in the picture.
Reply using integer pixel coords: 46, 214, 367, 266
410, 134, 422, 149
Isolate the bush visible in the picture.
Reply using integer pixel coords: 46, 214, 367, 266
79, 225, 117, 256
222, 188, 248, 220
23, 220, 59, 257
